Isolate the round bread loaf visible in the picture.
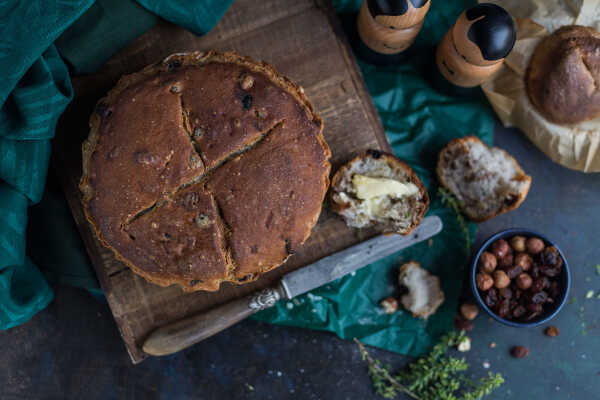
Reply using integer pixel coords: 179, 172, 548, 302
80, 51, 331, 292
526, 25, 600, 125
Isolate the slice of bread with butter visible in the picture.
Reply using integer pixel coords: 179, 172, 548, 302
330, 150, 429, 235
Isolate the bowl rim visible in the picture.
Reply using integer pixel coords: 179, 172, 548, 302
471, 228, 571, 328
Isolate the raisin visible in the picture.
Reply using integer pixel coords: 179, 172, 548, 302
242, 94, 253, 110
506, 265, 523, 279
539, 246, 563, 268
250, 245, 258, 254
167, 59, 181, 70
484, 288, 498, 308
499, 287, 513, 299
285, 239, 295, 255
368, 149, 382, 159
531, 277, 549, 293
455, 316, 474, 332
540, 265, 561, 277
189, 280, 199, 286
527, 303, 543, 313
496, 299, 510, 318
512, 305, 526, 318
511, 346, 529, 358
548, 282, 561, 299
531, 291, 548, 304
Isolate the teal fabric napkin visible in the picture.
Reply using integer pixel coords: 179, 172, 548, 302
0, 0, 233, 329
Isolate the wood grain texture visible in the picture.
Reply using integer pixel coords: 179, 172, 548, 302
53, 0, 389, 363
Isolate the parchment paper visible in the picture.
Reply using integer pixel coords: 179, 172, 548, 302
480, 0, 600, 172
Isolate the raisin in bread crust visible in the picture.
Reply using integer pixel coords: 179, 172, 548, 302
329, 150, 429, 235
80, 51, 331, 292
436, 136, 531, 222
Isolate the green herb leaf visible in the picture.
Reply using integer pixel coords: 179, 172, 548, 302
595, 265, 600, 276
586, 290, 594, 299
437, 188, 470, 256
357, 331, 503, 400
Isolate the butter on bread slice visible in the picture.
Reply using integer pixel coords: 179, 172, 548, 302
330, 150, 429, 235
398, 261, 444, 320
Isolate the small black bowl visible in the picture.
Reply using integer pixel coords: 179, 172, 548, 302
471, 228, 570, 327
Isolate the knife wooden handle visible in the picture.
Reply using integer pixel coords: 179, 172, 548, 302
142, 286, 284, 356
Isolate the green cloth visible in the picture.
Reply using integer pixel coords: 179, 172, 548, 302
253, 0, 494, 357
5, 0, 496, 357
0, 0, 233, 329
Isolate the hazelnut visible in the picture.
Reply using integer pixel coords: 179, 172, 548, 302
493, 270, 510, 289
545, 326, 560, 337
380, 297, 398, 314
510, 236, 527, 252
491, 239, 511, 259
511, 346, 529, 358
515, 273, 533, 290
526, 237, 545, 254
498, 253, 514, 269
478, 252, 497, 274
476, 273, 494, 291
460, 303, 479, 321
514, 252, 533, 271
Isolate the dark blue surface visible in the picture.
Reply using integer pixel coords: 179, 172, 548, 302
0, 125, 599, 399
470, 228, 570, 328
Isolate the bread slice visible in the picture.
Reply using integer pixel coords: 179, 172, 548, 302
398, 261, 444, 320
329, 150, 429, 235
436, 137, 531, 222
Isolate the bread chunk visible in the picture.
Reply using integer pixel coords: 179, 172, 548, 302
330, 150, 429, 235
436, 137, 531, 222
398, 261, 444, 320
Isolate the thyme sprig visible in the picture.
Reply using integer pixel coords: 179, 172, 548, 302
356, 331, 504, 400
437, 187, 471, 255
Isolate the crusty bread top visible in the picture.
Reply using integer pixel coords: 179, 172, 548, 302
80, 51, 331, 291
436, 136, 531, 222
329, 150, 429, 235
526, 25, 600, 125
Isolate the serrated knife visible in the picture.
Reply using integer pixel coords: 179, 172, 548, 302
142, 215, 443, 356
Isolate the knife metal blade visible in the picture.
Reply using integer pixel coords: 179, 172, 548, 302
280, 215, 443, 299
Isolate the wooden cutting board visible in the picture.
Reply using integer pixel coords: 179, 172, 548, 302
54, 0, 390, 363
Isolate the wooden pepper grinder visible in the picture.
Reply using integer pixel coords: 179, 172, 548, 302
436, 3, 516, 88
357, 0, 430, 55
